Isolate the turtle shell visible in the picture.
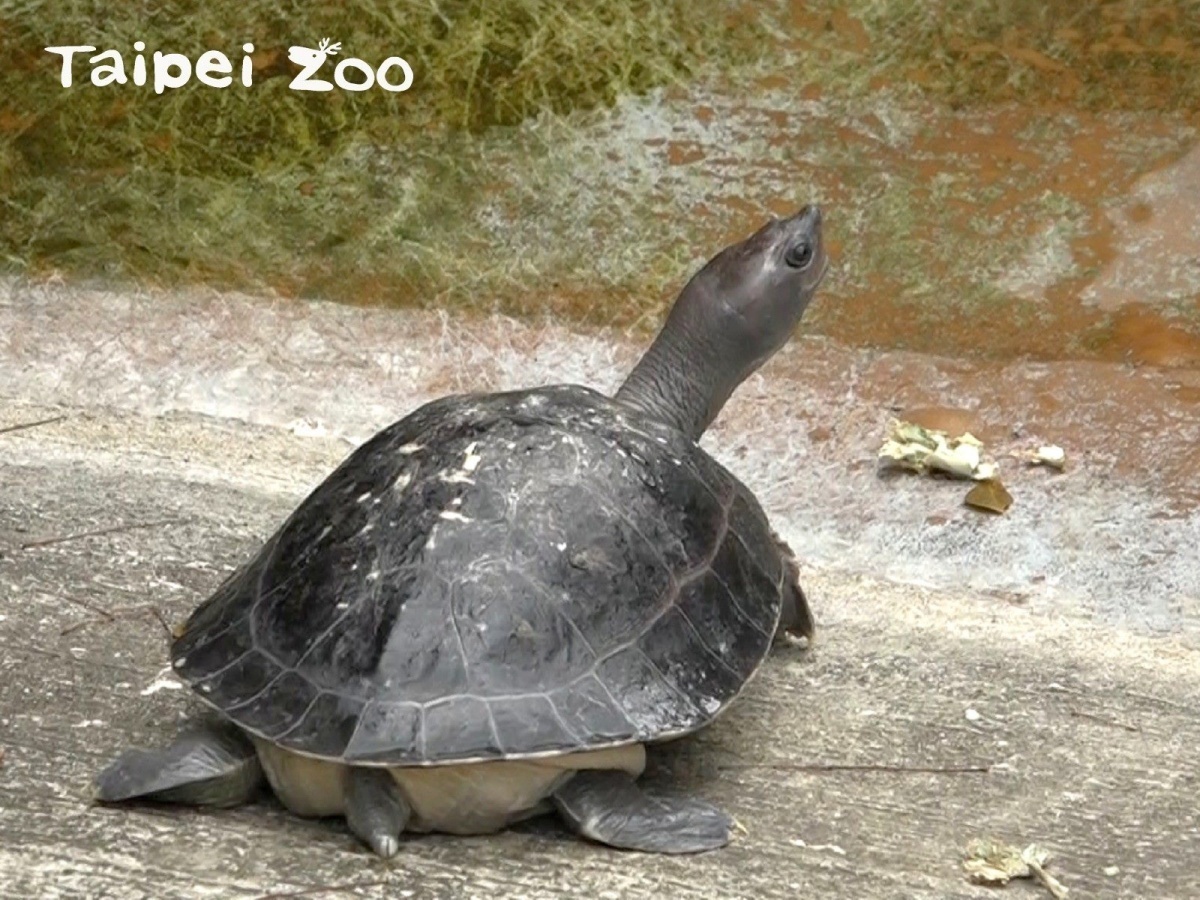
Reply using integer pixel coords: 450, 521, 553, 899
172, 386, 800, 765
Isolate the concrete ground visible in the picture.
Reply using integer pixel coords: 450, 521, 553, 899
2, 279, 1199, 898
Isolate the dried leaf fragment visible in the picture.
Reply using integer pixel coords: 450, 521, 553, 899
963, 838, 1069, 898
964, 479, 1013, 514
877, 420, 998, 481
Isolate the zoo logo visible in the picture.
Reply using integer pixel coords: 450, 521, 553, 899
44, 37, 413, 94
288, 38, 413, 93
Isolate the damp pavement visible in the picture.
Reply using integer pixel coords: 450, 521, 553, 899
1, 278, 1199, 898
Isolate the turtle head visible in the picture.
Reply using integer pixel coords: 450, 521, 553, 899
616, 206, 828, 439
684, 204, 827, 374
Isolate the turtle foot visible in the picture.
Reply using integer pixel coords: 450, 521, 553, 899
94, 720, 262, 809
344, 767, 411, 858
552, 770, 732, 854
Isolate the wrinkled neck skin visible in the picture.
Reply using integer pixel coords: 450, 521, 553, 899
615, 301, 751, 442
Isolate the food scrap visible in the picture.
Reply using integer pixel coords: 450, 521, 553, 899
963, 838, 1069, 898
878, 419, 998, 481
1023, 444, 1067, 471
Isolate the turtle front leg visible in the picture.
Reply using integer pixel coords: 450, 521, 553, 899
94, 720, 263, 808
551, 770, 732, 854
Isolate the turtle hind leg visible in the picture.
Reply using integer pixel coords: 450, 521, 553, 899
343, 768, 411, 858
94, 721, 263, 809
551, 770, 732, 854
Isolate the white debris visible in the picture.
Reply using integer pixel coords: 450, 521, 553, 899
399, 442, 424, 454
141, 665, 184, 696
1024, 444, 1067, 470
789, 838, 847, 855
439, 510, 472, 523
288, 418, 328, 438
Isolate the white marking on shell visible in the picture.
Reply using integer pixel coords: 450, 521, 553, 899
439, 510, 472, 523
336, 601, 350, 610
399, 442, 424, 454
356, 491, 373, 503
318, 524, 333, 541
463, 448, 482, 472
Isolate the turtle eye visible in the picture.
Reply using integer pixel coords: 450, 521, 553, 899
784, 241, 814, 269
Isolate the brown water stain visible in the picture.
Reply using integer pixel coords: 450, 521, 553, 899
666, 142, 706, 166
1108, 307, 1200, 368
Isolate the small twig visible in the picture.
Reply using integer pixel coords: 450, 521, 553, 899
149, 606, 174, 639
1069, 708, 1140, 733
20, 518, 186, 550
62, 593, 117, 619
1121, 690, 1197, 715
720, 762, 992, 775
254, 880, 392, 900
0, 414, 67, 436
60, 603, 172, 637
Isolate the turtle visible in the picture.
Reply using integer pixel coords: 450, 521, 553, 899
94, 204, 829, 856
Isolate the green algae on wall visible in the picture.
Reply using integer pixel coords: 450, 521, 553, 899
0, 0, 771, 293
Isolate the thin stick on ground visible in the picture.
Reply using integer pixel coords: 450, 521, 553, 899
20, 518, 186, 550
0, 415, 67, 436
1069, 708, 1140, 732
60, 603, 174, 637
720, 762, 992, 774
57, 593, 117, 624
